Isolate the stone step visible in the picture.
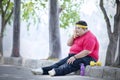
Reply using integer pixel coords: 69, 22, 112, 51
85, 66, 120, 80
0, 65, 103, 80
0, 57, 120, 80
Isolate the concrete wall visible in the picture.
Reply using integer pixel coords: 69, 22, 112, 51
0, 57, 119, 80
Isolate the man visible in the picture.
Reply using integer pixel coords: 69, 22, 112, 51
31, 20, 99, 76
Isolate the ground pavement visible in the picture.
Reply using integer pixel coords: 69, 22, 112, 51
0, 64, 104, 80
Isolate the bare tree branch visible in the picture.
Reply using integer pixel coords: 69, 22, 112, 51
99, 0, 112, 39
5, 7, 13, 26
116, 0, 119, 3
4, 0, 10, 15
0, 0, 4, 15
113, 0, 120, 36
115, 0, 120, 19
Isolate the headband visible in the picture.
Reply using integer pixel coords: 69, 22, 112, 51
76, 24, 87, 29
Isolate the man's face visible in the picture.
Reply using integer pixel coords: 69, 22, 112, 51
75, 27, 84, 36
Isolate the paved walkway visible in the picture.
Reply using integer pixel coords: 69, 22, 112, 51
0, 64, 104, 80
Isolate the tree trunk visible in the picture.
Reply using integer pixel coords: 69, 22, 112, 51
11, 0, 21, 57
112, 1, 120, 67
100, 0, 120, 66
105, 38, 118, 66
117, 37, 120, 66
0, 15, 4, 56
113, 10, 120, 66
48, 0, 61, 58
114, 37, 120, 67
0, 36, 3, 57
0, 10, 6, 56
105, 11, 120, 66
0, 0, 13, 57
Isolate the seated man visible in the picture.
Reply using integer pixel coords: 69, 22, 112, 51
31, 20, 99, 76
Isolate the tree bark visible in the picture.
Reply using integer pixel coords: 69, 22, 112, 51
0, 0, 13, 56
0, 15, 4, 56
0, 36, 3, 56
111, 0, 120, 66
114, 37, 120, 67
0, 0, 5, 56
100, 0, 119, 66
48, 0, 61, 58
114, 1, 120, 66
106, 38, 118, 65
11, 0, 21, 57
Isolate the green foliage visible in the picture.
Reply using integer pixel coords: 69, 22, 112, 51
21, 0, 48, 30
1, 0, 83, 30
2, 0, 8, 6
59, 0, 82, 28
21, 1, 35, 21
21, 0, 82, 29
0, 0, 14, 25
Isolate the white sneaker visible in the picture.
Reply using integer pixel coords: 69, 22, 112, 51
31, 67, 43, 75
48, 69, 56, 76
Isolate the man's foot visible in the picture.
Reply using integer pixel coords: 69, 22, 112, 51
48, 69, 56, 76
31, 67, 43, 75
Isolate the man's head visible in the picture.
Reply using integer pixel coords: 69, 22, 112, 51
74, 20, 88, 37
75, 20, 88, 29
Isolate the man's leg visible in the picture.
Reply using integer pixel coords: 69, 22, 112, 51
31, 54, 75, 75
31, 57, 69, 75
50, 55, 96, 76
42, 56, 69, 75
80, 55, 96, 66
53, 62, 79, 76
43, 54, 75, 75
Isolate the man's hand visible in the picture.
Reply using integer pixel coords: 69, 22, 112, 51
73, 30, 80, 38
67, 56, 76, 64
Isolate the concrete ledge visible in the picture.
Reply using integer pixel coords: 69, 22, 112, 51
0, 57, 119, 80
85, 66, 120, 80
22, 58, 57, 68
0, 57, 57, 68
0, 57, 22, 66
116, 68, 120, 80
0, 64, 104, 80
85, 66, 103, 78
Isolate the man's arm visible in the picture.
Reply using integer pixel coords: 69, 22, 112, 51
67, 30, 79, 46
67, 50, 91, 64
74, 50, 91, 59
67, 35, 74, 46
